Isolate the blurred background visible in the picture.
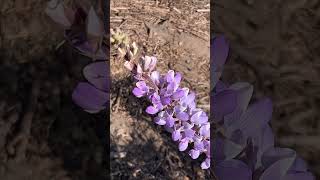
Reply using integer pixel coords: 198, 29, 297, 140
0, 0, 107, 179
214, 0, 320, 178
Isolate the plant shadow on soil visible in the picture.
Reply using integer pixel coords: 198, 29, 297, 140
44, 47, 109, 180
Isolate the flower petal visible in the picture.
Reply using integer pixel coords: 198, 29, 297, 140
174, 72, 182, 84
189, 149, 200, 159
146, 106, 159, 115
283, 172, 315, 180
176, 112, 189, 121
132, 88, 145, 97
215, 160, 252, 180
154, 117, 166, 125
87, 7, 104, 37
184, 129, 195, 138
211, 36, 229, 87
179, 138, 189, 151
227, 98, 273, 139
201, 158, 210, 169
172, 130, 182, 141
151, 71, 160, 85
136, 81, 147, 89
224, 82, 253, 126
172, 89, 185, 100
166, 116, 175, 127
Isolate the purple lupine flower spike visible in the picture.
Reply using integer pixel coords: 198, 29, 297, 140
126, 54, 211, 169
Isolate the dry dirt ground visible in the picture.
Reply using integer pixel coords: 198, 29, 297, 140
0, 0, 107, 179
110, 0, 211, 179
214, 0, 320, 178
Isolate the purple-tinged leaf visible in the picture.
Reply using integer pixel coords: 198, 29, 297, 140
253, 125, 275, 169
83, 61, 109, 92
65, 31, 108, 60
227, 98, 273, 139
215, 160, 252, 180
224, 82, 253, 126
260, 158, 296, 180
212, 89, 237, 123
211, 36, 229, 87
283, 172, 315, 180
261, 148, 296, 169
72, 82, 108, 113
289, 156, 308, 172
45, 0, 74, 28
87, 6, 104, 37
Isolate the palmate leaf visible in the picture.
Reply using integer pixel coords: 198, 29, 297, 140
83, 61, 109, 92
45, 0, 75, 28
86, 7, 104, 54
72, 82, 108, 113
46, 0, 107, 60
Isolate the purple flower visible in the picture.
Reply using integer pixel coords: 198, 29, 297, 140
126, 55, 211, 169
190, 110, 208, 125
178, 138, 190, 151
132, 81, 149, 97
72, 61, 109, 113
172, 129, 182, 141
201, 158, 210, 169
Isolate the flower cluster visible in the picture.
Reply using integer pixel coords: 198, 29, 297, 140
212, 36, 315, 180
126, 56, 211, 169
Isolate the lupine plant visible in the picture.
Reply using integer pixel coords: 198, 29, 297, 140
124, 55, 211, 169
212, 36, 315, 180
45, 0, 109, 112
